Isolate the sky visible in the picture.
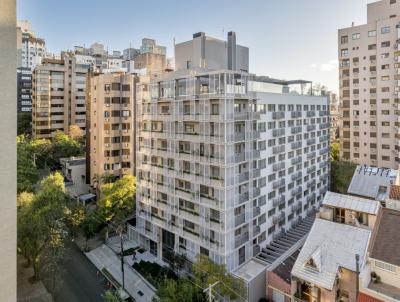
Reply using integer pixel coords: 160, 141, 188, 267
17, 0, 375, 93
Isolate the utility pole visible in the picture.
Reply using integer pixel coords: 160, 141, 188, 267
117, 224, 125, 290
355, 254, 360, 301
203, 281, 219, 302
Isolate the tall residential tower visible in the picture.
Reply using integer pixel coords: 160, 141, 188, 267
133, 32, 330, 272
339, 0, 400, 168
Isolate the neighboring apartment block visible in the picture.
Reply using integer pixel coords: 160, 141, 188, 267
87, 72, 137, 186
32, 55, 88, 138
133, 32, 330, 272
339, 0, 400, 169
17, 20, 46, 114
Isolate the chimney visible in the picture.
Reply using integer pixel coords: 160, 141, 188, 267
227, 31, 236, 70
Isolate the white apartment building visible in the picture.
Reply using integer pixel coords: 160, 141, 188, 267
133, 32, 330, 272
17, 20, 46, 70
339, 0, 400, 169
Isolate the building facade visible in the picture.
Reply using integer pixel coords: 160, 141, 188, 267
339, 0, 400, 169
17, 20, 46, 115
32, 55, 88, 138
87, 72, 137, 186
133, 32, 330, 272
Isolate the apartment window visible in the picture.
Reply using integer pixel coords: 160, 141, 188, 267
381, 41, 390, 48
382, 156, 390, 161
382, 145, 390, 150
352, 33, 360, 40
381, 76, 390, 81
368, 44, 376, 50
368, 30, 376, 37
341, 35, 348, 44
381, 64, 390, 70
381, 53, 389, 59
382, 87, 390, 92
390, 0, 396, 4
381, 26, 390, 34
341, 49, 349, 57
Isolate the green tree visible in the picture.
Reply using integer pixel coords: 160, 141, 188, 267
50, 130, 84, 162
330, 142, 340, 161
17, 191, 34, 208
68, 124, 85, 140
17, 172, 70, 281
17, 112, 32, 135
17, 139, 39, 193
97, 175, 136, 224
155, 278, 205, 302
331, 160, 357, 194
193, 254, 246, 301
81, 212, 102, 251
103, 290, 125, 302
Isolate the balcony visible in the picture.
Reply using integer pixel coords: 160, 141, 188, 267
307, 151, 316, 159
272, 195, 285, 207
319, 123, 330, 130
234, 112, 249, 120
272, 128, 285, 137
272, 211, 285, 224
253, 206, 261, 217
307, 180, 316, 188
319, 161, 329, 169
252, 225, 261, 236
272, 111, 285, 119
291, 156, 302, 165
291, 141, 302, 150
307, 111, 316, 117
319, 135, 329, 143
307, 138, 316, 146
319, 147, 330, 155
238, 171, 249, 183
291, 171, 302, 181
272, 179, 285, 189
291, 111, 302, 118
235, 153, 245, 163
291, 187, 302, 197
234, 132, 245, 141
238, 191, 249, 204
235, 213, 246, 227
235, 232, 249, 248
319, 110, 328, 116
306, 124, 316, 131
272, 162, 285, 172
291, 126, 302, 134
272, 145, 285, 154
252, 187, 261, 198
307, 165, 316, 174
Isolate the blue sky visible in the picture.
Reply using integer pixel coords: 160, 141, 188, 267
18, 0, 374, 92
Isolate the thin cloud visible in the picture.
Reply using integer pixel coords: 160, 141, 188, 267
310, 60, 338, 72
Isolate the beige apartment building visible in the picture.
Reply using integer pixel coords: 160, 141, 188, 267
32, 55, 88, 138
339, 0, 400, 169
87, 72, 139, 186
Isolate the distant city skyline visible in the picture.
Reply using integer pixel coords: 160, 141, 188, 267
17, 0, 376, 93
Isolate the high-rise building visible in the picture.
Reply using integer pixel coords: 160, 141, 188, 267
32, 54, 88, 138
339, 0, 400, 169
132, 32, 330, 272
87, 72, 138, 186
16, 20, 46, 115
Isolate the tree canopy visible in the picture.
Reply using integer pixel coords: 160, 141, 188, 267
17, 172, 71, 280
97, 175, 136, 224
330, 142, 340, 162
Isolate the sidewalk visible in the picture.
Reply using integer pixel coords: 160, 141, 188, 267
17, 255, 52, 302
86, 244, 156, 302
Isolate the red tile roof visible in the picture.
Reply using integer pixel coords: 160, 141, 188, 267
358, 292, 384, 302
389, 185, 400, 200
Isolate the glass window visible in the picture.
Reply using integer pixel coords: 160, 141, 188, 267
368, 30, 376, 37
352, 33, 360, 40
381, 26, 390, 34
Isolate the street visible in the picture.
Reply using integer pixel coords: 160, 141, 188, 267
42, 242, 106, 302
